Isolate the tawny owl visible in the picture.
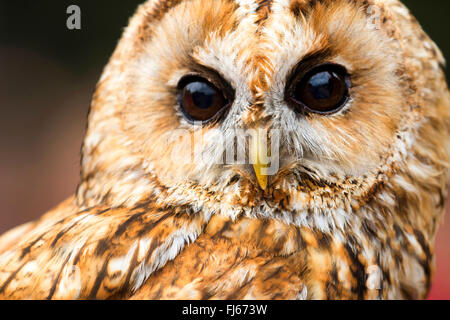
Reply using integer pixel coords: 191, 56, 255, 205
0, 0, 448, 300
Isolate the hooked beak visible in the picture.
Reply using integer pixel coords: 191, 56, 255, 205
250, 130, 270, 190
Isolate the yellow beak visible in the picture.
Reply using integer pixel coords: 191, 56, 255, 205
250, 130, 269, 190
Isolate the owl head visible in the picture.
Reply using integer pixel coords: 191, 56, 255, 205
76, 0, 449, 235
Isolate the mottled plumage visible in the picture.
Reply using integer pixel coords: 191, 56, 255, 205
0, 0, 449, 299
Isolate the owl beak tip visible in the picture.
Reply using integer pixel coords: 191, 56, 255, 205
250, 130, 273, 191
253, 163, 269, 191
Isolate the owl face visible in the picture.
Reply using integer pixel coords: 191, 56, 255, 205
116, 0, 401, 197
78, 0, 448, 230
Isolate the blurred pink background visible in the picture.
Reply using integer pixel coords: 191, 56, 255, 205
0, 0, 448, 300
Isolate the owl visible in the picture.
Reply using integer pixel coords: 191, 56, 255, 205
0, 0, 448, 300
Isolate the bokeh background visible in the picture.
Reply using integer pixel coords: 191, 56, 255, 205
0, 0, 448, 299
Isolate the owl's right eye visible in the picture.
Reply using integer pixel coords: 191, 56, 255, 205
287, 63, 351, 115
178, 76, 229, 123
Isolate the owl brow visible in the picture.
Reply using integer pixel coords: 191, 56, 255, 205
147, 0, 272, 28
255, 0, 273, 12
255, 0, 273, 25
290, 0, 376, 18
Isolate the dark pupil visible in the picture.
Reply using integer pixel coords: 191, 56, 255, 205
186, 82, 215, 109
308, 71, 334, 99
180, 78, 228, 122
291, 66, 348, 114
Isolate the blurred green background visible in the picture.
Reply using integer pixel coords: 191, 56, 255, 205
0, 0, 448, 299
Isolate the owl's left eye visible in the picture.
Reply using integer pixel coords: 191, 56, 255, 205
287, 63, 351, 115
178, 76, 229, 123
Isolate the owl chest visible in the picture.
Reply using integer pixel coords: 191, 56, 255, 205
131, 232, 306, 299
130, 215, 405, 300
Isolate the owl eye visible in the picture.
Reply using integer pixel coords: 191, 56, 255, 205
178, 76, 229, 123
289, 64, 350, 114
